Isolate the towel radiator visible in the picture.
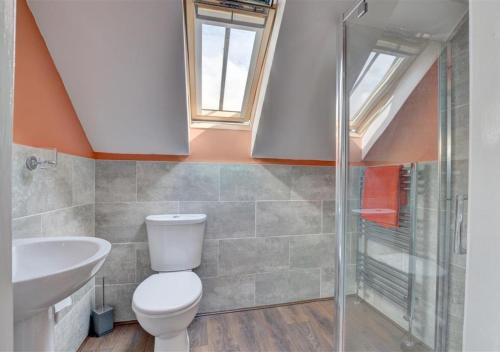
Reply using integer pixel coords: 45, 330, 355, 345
355, 163, 418, 347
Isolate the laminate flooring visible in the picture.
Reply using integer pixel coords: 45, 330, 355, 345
78, 299, 430, 352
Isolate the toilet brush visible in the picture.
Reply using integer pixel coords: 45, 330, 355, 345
90, 277, 114, 337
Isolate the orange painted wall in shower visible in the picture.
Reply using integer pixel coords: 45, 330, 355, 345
13, 0, 94, 158
363, 62, 439, 164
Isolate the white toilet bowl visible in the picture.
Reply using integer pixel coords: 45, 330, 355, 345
132, 271, 202, 352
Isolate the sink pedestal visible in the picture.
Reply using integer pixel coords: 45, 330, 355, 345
14, 309, 55, 351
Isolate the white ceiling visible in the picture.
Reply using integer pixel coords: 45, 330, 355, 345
28, 0, 190, 155
28, 0, 467, 159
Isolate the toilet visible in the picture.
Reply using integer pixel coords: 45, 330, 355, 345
132, 214, 206, 352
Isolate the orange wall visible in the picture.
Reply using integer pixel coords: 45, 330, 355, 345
95, 127, 335, 166
364, 62, 438, 164
13, 0, 94, 158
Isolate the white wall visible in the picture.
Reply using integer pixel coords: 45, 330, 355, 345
463, 2, 500, 351
0, 0, 16, 350
251, 0, 352, 161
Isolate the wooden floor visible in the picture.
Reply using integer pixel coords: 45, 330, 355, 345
78, 299, 429, 352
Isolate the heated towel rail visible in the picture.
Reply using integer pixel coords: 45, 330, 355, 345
355, 163, 418, 346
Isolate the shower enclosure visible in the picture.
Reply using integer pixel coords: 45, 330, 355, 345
335, 1, 469, 351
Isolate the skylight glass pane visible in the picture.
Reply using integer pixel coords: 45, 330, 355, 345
350, 52, 397, 120
353, 51, 376, 88
201, 24, 226, 111
222, 28, 256, 112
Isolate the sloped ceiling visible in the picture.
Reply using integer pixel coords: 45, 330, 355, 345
252, 0, 352, 161
28, 0, 189, 155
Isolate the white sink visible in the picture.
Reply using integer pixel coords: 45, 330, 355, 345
12, 236, 111, 351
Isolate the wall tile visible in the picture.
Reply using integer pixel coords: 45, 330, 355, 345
12, 215, 41, 239
346, 264, 358, 295
95, 283, 138, 322
256, 201, 321, 236
417, 162, 439, 210
194, 240, 219, 278
321, 267, 335, 298
447, 313, 464, 352
255, 269, 320, 305
95, 201, 178, 243
96, 243, 136, 285
180, 201, 254, 239
289, 234, 334, 269
220, 164, 291, 201
72, 157, 95, 205
136, 242, 155, 283
54, 289, 93, 352
322, 200, 336, 234
448, 265, 465, 318
12, 145, 72, 218
451, 79, 469, 111
199, 275, 255, 313
451, 105, 469, 162
348, 166, 363, 201
451, 159, 468, 197
290, 166, 335, 201
219, 237, 289, 276
415, 207, 439, 261
450, 19, 468, 60
41, 204, 95, 236
95, 160, 136, 202
137, 162, 219, 201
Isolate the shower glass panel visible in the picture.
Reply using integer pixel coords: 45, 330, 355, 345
336, 1, 469, 351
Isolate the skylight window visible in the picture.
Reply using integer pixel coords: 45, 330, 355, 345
200, 24, 257, 114
350, 51, 402, 121
348, 37, 426, 134
185, 0, 276, 126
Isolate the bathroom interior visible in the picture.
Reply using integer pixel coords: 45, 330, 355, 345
0, 0, 498, 351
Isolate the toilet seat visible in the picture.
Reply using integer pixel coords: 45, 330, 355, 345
132, 272, 202, 317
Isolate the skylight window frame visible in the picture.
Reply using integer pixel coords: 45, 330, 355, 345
349, 49, 410, 132
195, 18, 263, 120
184, 0, 276, 128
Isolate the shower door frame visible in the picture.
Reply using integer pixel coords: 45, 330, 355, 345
334, 1, 365, 351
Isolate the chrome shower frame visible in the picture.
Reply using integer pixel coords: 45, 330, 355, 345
334, 1, 367, 351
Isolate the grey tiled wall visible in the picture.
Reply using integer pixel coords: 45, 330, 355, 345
447, 18, 469, 352
11, 144, 95, 352
94, 161, 336, 320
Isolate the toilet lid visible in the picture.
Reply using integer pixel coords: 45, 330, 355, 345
132, 272, 202, 315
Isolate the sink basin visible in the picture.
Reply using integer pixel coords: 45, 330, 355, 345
12, 236, 111, 351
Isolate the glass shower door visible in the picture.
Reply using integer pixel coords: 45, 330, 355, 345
335, 1, 469, 351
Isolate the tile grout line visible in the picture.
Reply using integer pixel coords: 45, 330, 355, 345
254, 201, 257, 237
218, 164, 221, 202
135, 161, 138, 202
13, 202, 95, 221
